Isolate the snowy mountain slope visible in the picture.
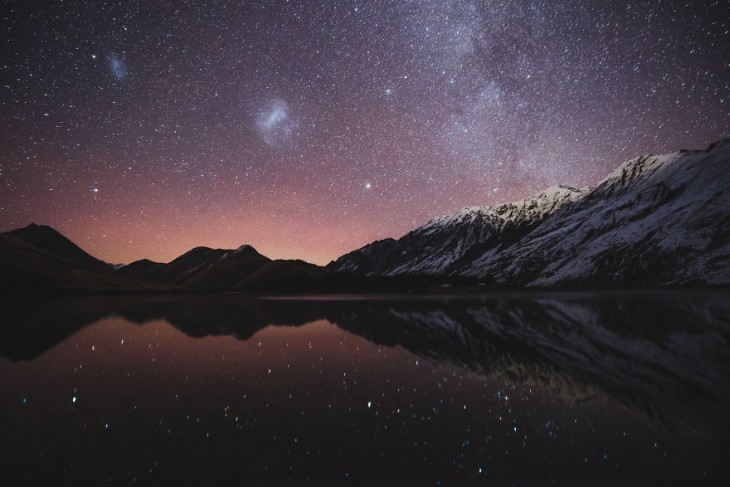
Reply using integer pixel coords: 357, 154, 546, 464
330, 185, 583, 276
462, 139, 730, 285
330, 139, 730, 286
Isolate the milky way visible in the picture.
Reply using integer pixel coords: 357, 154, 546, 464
1, 1, 728, 264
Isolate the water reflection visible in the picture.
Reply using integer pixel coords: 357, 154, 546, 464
2, 291, 728, 441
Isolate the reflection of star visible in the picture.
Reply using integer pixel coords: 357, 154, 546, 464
365, 182, 372, 190
255, 99, 296, 149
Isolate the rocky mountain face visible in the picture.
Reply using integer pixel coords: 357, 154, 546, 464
330, 139, 730, 287
331, 185, 583, 277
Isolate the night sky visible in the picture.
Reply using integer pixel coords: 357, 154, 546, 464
1, 1, 728, 265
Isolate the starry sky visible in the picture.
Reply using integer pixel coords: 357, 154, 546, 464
1, 0, 728, 265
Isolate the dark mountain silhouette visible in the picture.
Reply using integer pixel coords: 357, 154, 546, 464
0, 227, 181, 295
0, 223, 329, 294
113, 258, 167, 280
3, 223, 111, 272
116, 245, 329, 292
233, 259, 326, 291
118, 245, 272, 290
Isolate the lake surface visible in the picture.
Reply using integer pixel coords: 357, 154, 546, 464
1, 291, 729, 486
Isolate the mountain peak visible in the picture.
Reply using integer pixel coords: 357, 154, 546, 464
18, 222, 63, 236
2, 223, 111, 273
233, 244, 264, 258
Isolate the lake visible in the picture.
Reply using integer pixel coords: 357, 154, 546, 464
1, 291, 729, 485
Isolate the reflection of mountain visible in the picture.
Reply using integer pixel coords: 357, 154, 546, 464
0, 295, 324, 361
1, 292, 728, 438
331, 294, 730, 438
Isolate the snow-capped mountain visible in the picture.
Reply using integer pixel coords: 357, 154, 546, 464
330, 185, 583, 276
330, 139, 730, 286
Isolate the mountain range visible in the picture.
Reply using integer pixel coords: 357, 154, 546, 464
331, 138, 730, 287
1, 139, 728, 294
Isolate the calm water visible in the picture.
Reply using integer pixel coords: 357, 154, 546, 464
1, 292, 729, 486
